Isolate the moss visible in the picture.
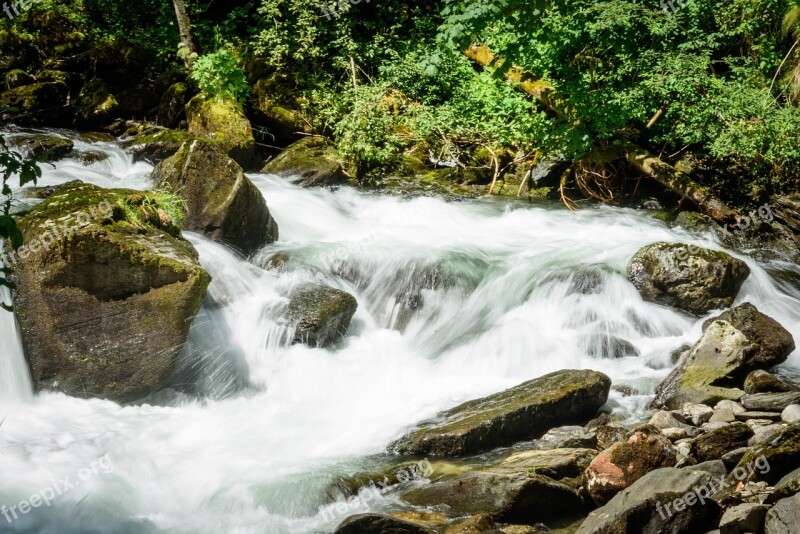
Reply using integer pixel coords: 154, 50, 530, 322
186, 93, 255, 167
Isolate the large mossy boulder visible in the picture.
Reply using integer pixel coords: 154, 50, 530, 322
627, 242, 750, 315
261, 136, 346, 187
186, 93, 255, 168
8, 133, 73, 162
0, 29, 35, 73
0, 81, 68, 114
10, 181, 211, 403
157, 82, 189, 129
285, 284, 358, 348
74, 78, 119, 129
389, 369, 611, 457
652, 303, 795, 409
153, 139, 278, 255
576, 467, 721, 533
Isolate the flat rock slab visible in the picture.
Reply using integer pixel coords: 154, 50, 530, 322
389, 369, 611, 457
741, 392, 800, 412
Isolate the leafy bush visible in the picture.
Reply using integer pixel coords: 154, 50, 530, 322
190, 49, 250, 105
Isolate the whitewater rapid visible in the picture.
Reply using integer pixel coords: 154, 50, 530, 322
0, 129, 798, 533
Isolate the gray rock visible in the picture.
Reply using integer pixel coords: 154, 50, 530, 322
583, 332, 640, 359
764, 466, 800, 504
718, 503, 768, 534
742, 392, 800, 412
649, 410, 695, 432
748, 424, 784, 446
9, 133, 73, 162
389, 370, 611, 457
781, 404, 800, 423
721, 447, 749, 469
534, 425, 598, 450
693, 422, 754, 463
626, 242, 750, 315
729, 423, 800, 486
764, 493, 800, 534
683, 403, 715, 426
285, 284, 358, 348
735, 411, 782, 422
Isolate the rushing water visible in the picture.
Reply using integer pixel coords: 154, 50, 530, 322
0, 129, 799, 533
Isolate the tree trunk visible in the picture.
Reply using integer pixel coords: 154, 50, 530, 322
172, 0, 197, 67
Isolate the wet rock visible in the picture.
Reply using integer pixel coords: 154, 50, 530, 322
583, 332, 640, 359
718, 502, 768, 534
402, 472, 585, 524
80, 151, 109, 165
334, 513, 434, 534
576, 467, 721, 533
764, 493, 800, 534
534, 425, 597, 450
744, 370, 800, 394
249, 77, 312, 144
626, 242, 750, 315
11, 181, 210, 403
285, 284, 358, 348
595, 425, 628, 450
585, 427, 678, 505
157, 82, 189, 129
186, 93, 255, 168
74, 78, 119, 129
741, 392, 800, 412
443, 514, 495, 533
8, 133, 73, 162
652, 303, 793, 410
153, 139, 278, 255
729, 423, 800, 485
121, 127, 195, 164
389, 369, 611, 457
692, 422, 753, 463
782, 404, 800, 423
497, 448, 598, 481
261, 136, 346, 187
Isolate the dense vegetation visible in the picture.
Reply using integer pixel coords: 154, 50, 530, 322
5, 0, 800, 204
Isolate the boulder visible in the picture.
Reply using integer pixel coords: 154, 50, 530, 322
729, 423, 800, 485
744, 370, 800, 394
402, 472, 585, 524
0, 81, 67, 114
121, 127, 195, 164
782, 404, 800, 423
764, 493, 800, 534
741, 392, 800, 412
10, 181, 211, 403
626, 242, 750, 315
497, 448, 598, 481
285, 284, 357, 348
334, 514, 434, 534
0, 28, 35, 73
534, 425, 598, 450
583, 332, 640, 359
9, 133, 73, 162
5, 69, 34, 90
585, 427, 677, 505
249, 77, 312, 144
74, 78, 119, 129
153, 139, 278, 255
765, 466, 800, 504
261, 136, 346, 187
443, 514, 496, 533
718, 503, 768, 534
652, 303, 794, 410
186, 93, 255, 168
710, 400, 747, 424
576, 467, 721, 533
692, 422, 753, 463
683, 403, 715, 426
389, 369, 611, 457
157, 82, 189, 129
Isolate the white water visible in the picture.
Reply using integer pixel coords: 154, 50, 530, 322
0, 129, 799, 533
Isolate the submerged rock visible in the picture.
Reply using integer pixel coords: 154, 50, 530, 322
186, 93, 255, 168
261, 136, 346, 187
285, 284, 358, 348
389, 369, 611, 457
626, 242, 750, 315
652, 303, 794, 409
10, 181, 210, 402
153, 139, 278, 255
9, 133, 73, 162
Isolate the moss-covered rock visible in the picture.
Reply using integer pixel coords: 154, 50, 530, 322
626, 242, 750, 316
75, 78, 119, 129
728, 423, 800, 486
9, 181, 211, 403
692, 422, 754, 463
5, 69, 34, 90
186, 93, 256, 168
652, 303, 794, 410
389, 369, 611, 457
88, 37, 150, 86
0, 29, 35, 73
157, 82, 189, 129
261, 136, 346, 187
121, 127, 196, 164
153, 139, 278, 255
8, 133, 73, 162
284, 284, 358, 347
249, 77, 311, 144
744, 370, 800, 394
35, 69, 83, 91
334, 514, 434, 534
0, 81, 68, 113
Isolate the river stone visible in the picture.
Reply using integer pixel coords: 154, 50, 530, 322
153, 139, 278, 255
649, 411, 696, 434
11, 181, 210, 402
585, 427, 678, 505
719, 502, 768, 534
9, 133, 73, 162
389, 369, 611, 457
74, 78, 119, 129
782, 404, 800, 423
186, 93, 255, 168
583, 332, 640, 359
764, 493, 800, 534
626, 242, 750, 315
748, 423, 784, 446
692, 422, 754, 463
736, 410, 782, 422
683, 403, 715, 426
497, 448, 598, 480
442, 514, 495, 533
402, 472, 585, 524
744, 370, 800, 394
285, 284, 357, 348
652, 303, 794, 410
741, 392, 800, 412
729, 423, 800, 486
0, 81, 68, 115
261, 136, 346, 187
534, 425, 598, 450
334, 513, 434, 534
576, 467, 721, 534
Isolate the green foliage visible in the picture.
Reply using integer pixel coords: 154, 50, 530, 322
190, 49, 250, 105
0, 135, 41, 311
119, 189, 187, 229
